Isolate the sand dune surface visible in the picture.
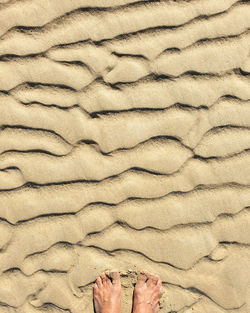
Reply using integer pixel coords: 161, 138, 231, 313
0, 0, 250, 312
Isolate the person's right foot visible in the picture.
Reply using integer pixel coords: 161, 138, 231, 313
132, 272, 163, 313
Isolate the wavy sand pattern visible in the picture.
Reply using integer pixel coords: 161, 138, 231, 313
0, 0, 250, 312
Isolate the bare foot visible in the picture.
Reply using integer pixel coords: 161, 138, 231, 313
132, 272, 163, 313
93, 272, 121, 313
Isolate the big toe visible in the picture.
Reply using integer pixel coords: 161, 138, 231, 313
136, 272, 147, 287
111, 272, 121, 286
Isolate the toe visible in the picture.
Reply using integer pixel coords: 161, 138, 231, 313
148, 273, 159, 285
93, 283, 98, 291
136, 272, 147, 287
146, 277, 154, 287
146, 272, 158, 287
100, 272, 108, 284
152, 275, 159, 285
111, 272, 121, 286
96, 277, 103, 287
156, 280, 163, 294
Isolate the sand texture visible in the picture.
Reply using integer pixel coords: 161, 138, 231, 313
0, 0, 250, 312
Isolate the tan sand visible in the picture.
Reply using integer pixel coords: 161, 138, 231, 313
0, 0, 250, 312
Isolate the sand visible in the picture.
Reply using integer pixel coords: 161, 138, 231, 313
0, 0, 250, 312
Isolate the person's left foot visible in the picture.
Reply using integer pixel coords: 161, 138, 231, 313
93, 272, 121, 313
